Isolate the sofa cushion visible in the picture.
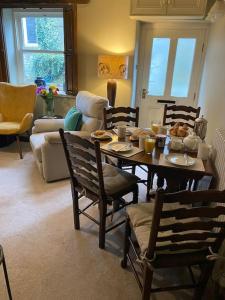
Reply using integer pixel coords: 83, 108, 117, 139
102, 163, 139, 196
64, 107, 82, 131
76, 91, 108, 120
30, 133, 46, 163
0, 122, 20, 134
80, 115, 102, 132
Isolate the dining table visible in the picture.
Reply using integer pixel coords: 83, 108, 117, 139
98, 133, 216, 198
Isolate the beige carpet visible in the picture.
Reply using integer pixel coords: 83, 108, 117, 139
0, 142, 210, 300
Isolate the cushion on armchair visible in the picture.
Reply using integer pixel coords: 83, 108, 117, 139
64, 107, 82, 131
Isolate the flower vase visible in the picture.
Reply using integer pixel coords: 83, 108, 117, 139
44, 92, 54, 117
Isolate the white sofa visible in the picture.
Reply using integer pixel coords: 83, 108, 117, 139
30, 91, 109, 182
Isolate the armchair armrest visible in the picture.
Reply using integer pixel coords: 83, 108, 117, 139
19, 113, 33, 133
32, 119, 64, 134
44, 131, 90, 144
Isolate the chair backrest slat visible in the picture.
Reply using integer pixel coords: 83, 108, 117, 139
156, 232, 222, 243
104, 106, 139, 130
71, 157, 97, 173
156, 241, 214, 252
59, 129, 105, 198
159, 220, 225, 233
163, 105, 200, 129
67, 146, 96, 163
164, 189, 225, 204
146, 189, 225, 258
161, 206, 225, 219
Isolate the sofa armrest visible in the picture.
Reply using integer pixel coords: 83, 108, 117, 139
45, 131, 90, 144
44, 131, 90, 144
32, 119, 65, 133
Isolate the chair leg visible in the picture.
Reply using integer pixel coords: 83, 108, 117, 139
133, 184, 139, 204
193, 262, 214, 300
132, 165, 136, 175
2, 253, 12, 300
146, 167, 153, 201
121, 217, 131, 269
16, 135, 23, 159
99, 202, 107, 249
72, 189, 80, 230
142, 264, 153, 300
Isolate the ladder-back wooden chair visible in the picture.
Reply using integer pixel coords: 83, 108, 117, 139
163, 104, 200, 129
0, 245, 12, 300
121, 189, 225, 300
104, 106, 139, 130
103, 106, 139, 174
59, 129, 139, 249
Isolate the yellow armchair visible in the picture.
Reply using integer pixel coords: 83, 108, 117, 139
0, 82, 36, 158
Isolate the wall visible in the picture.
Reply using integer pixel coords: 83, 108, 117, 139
198, 15, 225, 143
77, 0, 136, 106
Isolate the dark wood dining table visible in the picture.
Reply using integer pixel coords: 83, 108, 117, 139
99, 133, 216, 197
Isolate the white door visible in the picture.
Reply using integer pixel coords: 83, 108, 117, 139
136, 23, 207, 128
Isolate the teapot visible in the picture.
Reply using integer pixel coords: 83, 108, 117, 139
183, 133, 202, 151
194, 115, 208, 140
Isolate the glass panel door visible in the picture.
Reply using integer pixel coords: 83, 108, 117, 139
136, 24, 207, 128
171, 38, 196, 98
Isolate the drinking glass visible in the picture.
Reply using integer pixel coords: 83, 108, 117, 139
144, 138, 156, 154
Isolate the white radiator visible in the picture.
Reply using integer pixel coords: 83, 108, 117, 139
213, 128, 225, 190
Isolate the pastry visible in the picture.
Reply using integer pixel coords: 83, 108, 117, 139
95, 130, 106, 136
177, 126, 188, 137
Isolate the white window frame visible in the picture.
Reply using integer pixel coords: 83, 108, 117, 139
13, 9, 64, 86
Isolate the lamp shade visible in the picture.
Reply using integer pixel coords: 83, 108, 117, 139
98, 55, 129, 80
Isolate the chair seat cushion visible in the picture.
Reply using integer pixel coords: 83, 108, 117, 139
127, 203, 201, 255
0, 122, 20, 134
102, 163, 139, 196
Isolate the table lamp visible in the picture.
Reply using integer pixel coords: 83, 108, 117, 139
98, 55, 129, 107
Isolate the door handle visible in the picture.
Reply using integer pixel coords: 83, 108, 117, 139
142, 88, 148, 99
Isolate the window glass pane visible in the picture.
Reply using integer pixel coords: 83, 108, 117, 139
148, 38, 170, 96
22, 16, 64, 51
23, 53, 65, 90
171, 38, 196, 98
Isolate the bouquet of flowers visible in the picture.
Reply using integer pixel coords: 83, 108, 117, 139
36, 85, 59, 116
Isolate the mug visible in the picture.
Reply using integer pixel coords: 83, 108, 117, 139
197, 143, 212, 160
117, 125, 126, 139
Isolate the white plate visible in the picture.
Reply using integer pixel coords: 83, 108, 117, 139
165, 153, 196, 167
91, 132, 112, 140
108, 142, 133, 152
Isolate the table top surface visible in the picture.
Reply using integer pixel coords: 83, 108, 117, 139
99, 134, 215, 177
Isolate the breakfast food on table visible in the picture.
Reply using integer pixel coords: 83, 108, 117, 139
94, 130, 106, 136
130, 128, 156, 141
169, 122, 189, 137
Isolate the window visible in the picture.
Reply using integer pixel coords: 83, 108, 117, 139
15, 11, 65, 91
146, 30, 204, 101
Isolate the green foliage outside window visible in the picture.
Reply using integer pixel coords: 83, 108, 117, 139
24, 16, 65, 89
